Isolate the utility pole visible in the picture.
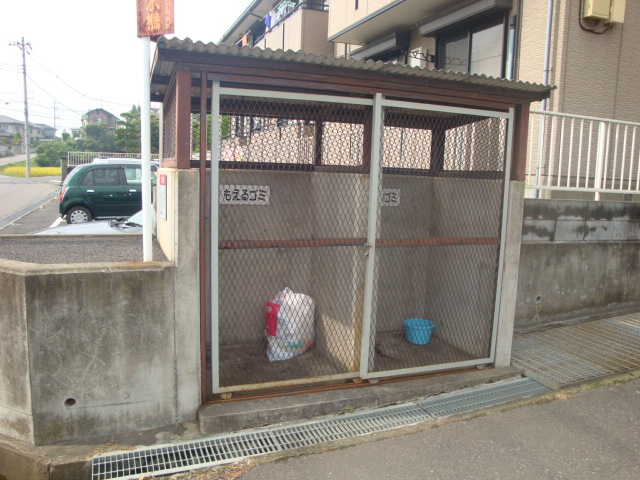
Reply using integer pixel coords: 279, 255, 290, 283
11, 37, 32, 178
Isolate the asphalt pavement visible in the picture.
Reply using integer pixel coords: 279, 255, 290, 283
168, 373, 640, 480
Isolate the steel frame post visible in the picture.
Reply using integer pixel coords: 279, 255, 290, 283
360, 92, 383, 379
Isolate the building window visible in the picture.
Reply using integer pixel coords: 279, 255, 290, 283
436, 16, 507, 78
355, 0, 359, 10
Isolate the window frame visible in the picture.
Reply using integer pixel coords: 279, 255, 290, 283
436, 13, 509, 79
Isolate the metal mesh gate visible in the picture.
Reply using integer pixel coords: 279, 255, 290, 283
368, 102, 509, 377
211, 88, 512, 393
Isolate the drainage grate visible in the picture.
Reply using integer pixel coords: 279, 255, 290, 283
272, 403, 432, 451
92, 430, 280, 480
512, 314, 640, 387
92, 379, 549, 479
0, 192, 57, 229
418, 378, 549, 418
92, 403, 432, 480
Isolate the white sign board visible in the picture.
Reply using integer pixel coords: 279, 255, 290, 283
382, 189, 400, 207
220, 185, 270, 205
158, 174, 167, 220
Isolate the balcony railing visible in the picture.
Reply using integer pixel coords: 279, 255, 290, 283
526, 110, 640, 199
253, 1, 329, 47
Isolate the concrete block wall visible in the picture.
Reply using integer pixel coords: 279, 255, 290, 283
522, 199, 640, 242
516, 199, 640, 331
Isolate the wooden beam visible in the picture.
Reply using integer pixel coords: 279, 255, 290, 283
511, 103, 530, 181
175, 69, 193, 169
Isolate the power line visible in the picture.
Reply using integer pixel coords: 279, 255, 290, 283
25, 73, 83, 116
29, 53, 133, 108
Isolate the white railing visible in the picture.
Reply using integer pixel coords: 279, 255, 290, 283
526, 110, 640, 199
66, 151, 159, 166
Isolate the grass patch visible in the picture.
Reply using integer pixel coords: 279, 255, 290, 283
1, 163, 61, 177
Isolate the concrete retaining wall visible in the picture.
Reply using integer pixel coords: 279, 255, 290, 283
0, 260, 179, 445
516, 199, 640, 331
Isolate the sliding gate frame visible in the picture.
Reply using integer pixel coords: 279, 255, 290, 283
209, 83, 515, 395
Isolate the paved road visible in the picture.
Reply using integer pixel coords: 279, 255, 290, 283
0, 153, 27, 167
168, 375, 640, 480
0, 172, 59, 219
0, 153, 61, 230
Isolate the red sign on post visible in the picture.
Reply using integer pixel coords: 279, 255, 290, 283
137, 0, 174, 38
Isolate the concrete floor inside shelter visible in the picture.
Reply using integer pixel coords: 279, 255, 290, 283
214, 331, 481, 390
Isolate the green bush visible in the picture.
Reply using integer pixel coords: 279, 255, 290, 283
34, 141, 71, 167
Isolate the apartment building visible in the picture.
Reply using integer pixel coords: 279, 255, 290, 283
220, 0, 332, 55
328, 1, 634, 119
223, 1, 638, 198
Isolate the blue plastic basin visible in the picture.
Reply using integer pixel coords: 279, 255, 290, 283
403, 318, 435, 345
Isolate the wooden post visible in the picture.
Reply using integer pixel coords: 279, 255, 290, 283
175, 69, 192, 169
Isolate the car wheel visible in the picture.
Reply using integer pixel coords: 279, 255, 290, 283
66, 206, 92, 224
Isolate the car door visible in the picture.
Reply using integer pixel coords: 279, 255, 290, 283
78, 166, 126, 217
122, 166, 143, 216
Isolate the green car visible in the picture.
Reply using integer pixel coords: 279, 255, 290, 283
59, 160, 157, 224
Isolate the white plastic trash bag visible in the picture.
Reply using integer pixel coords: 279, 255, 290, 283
265, 287, 315, 362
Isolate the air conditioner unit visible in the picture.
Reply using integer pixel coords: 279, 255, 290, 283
583, 0, 626, 24
609, 0, 626, 24
583, 0, 610, 20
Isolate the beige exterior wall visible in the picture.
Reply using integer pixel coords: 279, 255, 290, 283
518, 0, 640, 122
328, 0, 401, 36
302, 9, 334, 55
408, 29, 436, 69
258, 9, 332, 55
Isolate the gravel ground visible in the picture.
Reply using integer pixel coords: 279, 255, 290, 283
0, 235, 168, 264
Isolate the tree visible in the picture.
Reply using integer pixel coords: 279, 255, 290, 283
82, 122, 118, 152
12, 131, 22, 146
61, 131, 70, 142
34, 140, 73, 167
115, 105, 159, 154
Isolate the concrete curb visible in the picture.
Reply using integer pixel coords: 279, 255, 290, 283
199, 367, 523, 434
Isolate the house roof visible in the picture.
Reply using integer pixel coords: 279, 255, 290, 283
0, 115, 23, 125
85, 108, 118, 118
151, 37, 554, 103
0, 115, 53, 130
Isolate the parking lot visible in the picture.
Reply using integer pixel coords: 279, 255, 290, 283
0, 185, 168, 264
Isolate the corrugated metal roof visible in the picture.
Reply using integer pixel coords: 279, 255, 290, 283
154, 37, 554, 96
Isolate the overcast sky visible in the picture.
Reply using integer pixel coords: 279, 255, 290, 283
1, 0, 253, 135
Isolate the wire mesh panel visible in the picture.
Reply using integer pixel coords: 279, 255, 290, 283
215, 93, 372, 390
368, 104, 508, 375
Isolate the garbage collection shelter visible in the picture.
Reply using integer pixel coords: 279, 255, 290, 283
0, 38, 552, 448
151, 37, 551, 401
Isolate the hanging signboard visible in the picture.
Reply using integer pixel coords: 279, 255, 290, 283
137, 0, 174, 38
